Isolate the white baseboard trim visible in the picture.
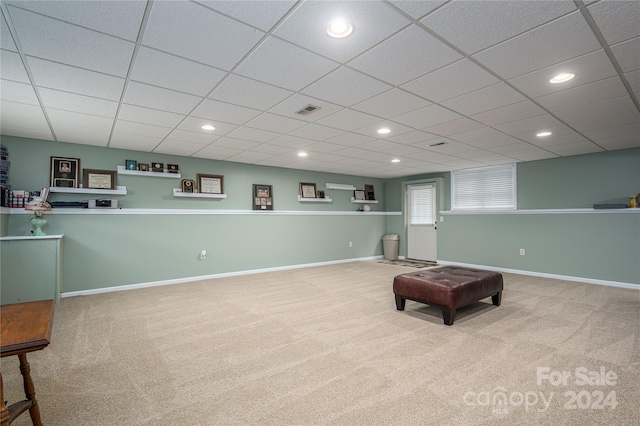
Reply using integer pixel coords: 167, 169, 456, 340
61, 256, 385, 298
436, 260, 639, 290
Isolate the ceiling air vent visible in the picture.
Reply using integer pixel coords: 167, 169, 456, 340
296, 105, 321, 115
429, 141, 447, 147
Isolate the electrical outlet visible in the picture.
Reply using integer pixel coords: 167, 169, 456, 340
440, 216, 444, 222
200, 249, 207, 259
349, 241, 353, 247
520, 249, 525, 256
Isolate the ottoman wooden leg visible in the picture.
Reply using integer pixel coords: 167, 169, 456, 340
442, 308, 455, 326
492, 291, 502, 306
395, 294, 406, 311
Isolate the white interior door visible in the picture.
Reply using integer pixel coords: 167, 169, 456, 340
407, 183, 437, 261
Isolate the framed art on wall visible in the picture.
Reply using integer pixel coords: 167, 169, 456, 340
50, 156, 80, 188
299, 182, 317, 198
82, 169, 116, 190
197, 174, 224, 194
253, 184, 273, 210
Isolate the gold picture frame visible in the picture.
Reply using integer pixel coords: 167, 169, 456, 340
82, 169, 116, 190
299, 182, 317, 198
197, 173, 224, 194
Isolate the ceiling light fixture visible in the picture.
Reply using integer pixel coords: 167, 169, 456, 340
298, 152, 308, 158
377, 128, 391, 135
327, 19, 353, 39
201, 124, 215, 131
391, 159, 400, 163
536, 131, 552, 137
549, 73, 575, 84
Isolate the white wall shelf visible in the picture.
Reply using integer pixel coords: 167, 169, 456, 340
118, 165, 181, 179
326, 183, 356, 191
298, 195, 333, 203
351, 198, 378, 204
50, 185, 127, 195
173, 188, 227, 199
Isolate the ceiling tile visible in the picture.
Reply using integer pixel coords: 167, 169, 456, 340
419, 117, 485, 137
142, 0, 263, 70
130, 47, 227, 96
553, 96, 637, 124
305, 142, 346, 153
590, 133, 640, 150
388, 0, 447, 19
47, 109, 113, 145
470, 100, 547, 126
508, 50, 618, 98
227, 150, 275, 163
114, 120, 172, 139
534, 76, 629, 112
209, 74, 293, 110
494, 114, 564, 135
250, 143, 293, 155
387, 130, 440, 145
176, 117, 237, 136
351, 88, 432, 118
244, 112, 306, 133
124, 81, 202, 114
38, 88, 119, 118
349, 25, 462, 85
547, 140, 604, 156
196, 0, 295, 31
273, 0, 410, 63
118, 104, 185, 128
401, 59, 500, 102
210, 137, 260, 151
110, 132, 164, 151
441, 83, 527, 116
266, 134, 316, 149
421, 0, 576, 54
0, 50, 29, 83
587, 0, 640, 45
1, 12, 17, 51
225, 126, 279, 143
514, 126, 584, 145
472, 11, 601, 79
164, 129, 219, 145
447, 127, 506, 144
153, 139, 207, 157
288, 123, 345, 141
0, 100, 53, 140
353, 121, 414, 139
7, 5, 134, 77
267, 94, 342, 122
0, 79, 38, 104
627, 69, 640, 95
392, 104, 462, 129
570, 111, 640, 133
27, 57, 125, 101
302, 67, 392, 107
325, 132, 374, 147
611, 37, 640, 73
192, 145, 243, 160
316, 108, 381, 132
192, 99, 261, 125
235, 37, 338, 91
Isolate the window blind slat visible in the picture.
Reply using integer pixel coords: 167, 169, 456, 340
452, 164, 516, 210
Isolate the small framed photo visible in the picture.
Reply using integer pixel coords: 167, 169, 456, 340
253, 184, 273, 210
317, 190, 325, 199
50, 156, 80, 188
299, 182, 317, 198
197, 173, 224, 194
168, 164, 179, 174
364, 184, 375, 201
354, 190, 366, 201
181, 179, 195, 193
125, 159, 137, 171
82, 169, 116, 190
139, 163, 149, 172
152, 162, 164, 173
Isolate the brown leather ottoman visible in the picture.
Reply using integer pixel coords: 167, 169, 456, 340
393, 266, 503, 325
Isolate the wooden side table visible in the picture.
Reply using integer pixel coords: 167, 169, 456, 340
1, 300, 55, 426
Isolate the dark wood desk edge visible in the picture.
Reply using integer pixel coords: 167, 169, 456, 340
0, 300, 54, 357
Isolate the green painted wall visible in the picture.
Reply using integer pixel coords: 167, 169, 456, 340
1, 136, 387, 294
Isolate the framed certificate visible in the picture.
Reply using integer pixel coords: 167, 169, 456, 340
82, 169, 116, 190
50, 156, 80, 188
299, 182, 317, 198
197, 173, 224, 194
354, 190, 365, 201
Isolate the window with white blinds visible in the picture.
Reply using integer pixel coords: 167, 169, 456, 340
452, 164, 516, 211
409, 184, 435, 225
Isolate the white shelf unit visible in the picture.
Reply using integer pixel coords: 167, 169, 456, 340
172, 188, 227, 199
117, 165, 181, 179
325, 183, 356, 191
50, 185, 127, 195
298, 195, 332, 202
351, 198, 378, 204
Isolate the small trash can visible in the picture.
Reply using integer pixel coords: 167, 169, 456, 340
382, 234, 399, 260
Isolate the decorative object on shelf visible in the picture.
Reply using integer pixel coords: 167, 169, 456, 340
82, 169, 117, 190
168, 164, 179, 174
50, 156, 80, 188
25, 197, 52, 236
181, 179, 195, 193
197, 174, 224, 194
317, 190, 325, 199
357, 204, 371, 212
354, 189, 365, 201
299, 182, 317, 198
139, 163, 149, 171
152, 162, 164, 173
364, 184, 375, 200
253, 184, 273, 210
125, 159, 137, 171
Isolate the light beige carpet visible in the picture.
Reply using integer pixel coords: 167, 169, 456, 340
2, 262, 639, 425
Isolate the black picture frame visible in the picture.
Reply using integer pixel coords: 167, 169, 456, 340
168, 164, 179, 174
197, 174, 224, 194
253, 184, 273, 210
299, 182, 317, 198
364, 184, 375, 201
152, 162, 164, 173
181, 179, 195, 193
50, 156, 80, 188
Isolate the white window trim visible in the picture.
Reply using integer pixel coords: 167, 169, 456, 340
451, 163, 517, 211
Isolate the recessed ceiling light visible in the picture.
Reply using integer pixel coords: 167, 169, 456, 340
377, 128, 391, 134
201, 124, 215, 131
549, 73, 575, 84
298, 152, 308, 158
536, 131, 552, 137
327, 19, 353, 39
391, 159, 400, 163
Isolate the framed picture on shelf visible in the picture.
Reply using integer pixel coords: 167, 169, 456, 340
125, 159, 137, 171
317, 190, 325, 199
354, 190, 365, 201
181, 179, 195, 193
299, 182, 317, 198
82, 169, 116, 190
152, 162, 164, 173
50, 156, 80, 188
364, 184, 375, 200
168, 164, 179, 174
197, 174, 224, 194
253, 184, 273, 210
139, 163, 149, 172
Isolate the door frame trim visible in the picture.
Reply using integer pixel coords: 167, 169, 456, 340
401, 177, 445, 259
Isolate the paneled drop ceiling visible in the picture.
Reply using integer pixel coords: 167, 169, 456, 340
1, 0, 638, 178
